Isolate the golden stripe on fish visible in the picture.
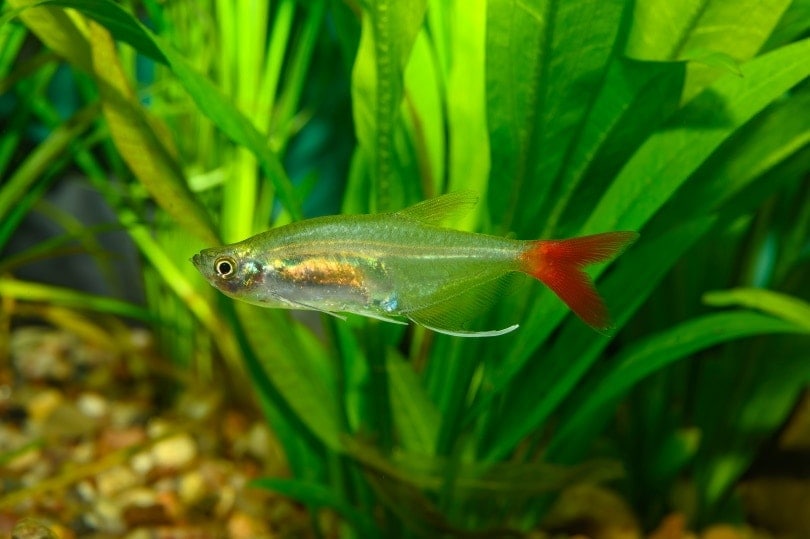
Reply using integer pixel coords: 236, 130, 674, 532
276, 256, 375, 291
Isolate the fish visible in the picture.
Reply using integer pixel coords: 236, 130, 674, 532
191, 192, 638, 337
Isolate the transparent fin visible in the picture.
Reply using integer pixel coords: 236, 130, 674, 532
395, 191, 479, 226
404, 274, 519, 338
347, 310, 409, 325
277, 295, 348, 321
418, 322, 519, 338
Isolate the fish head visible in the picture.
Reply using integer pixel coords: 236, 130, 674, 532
192, 244, 269, 302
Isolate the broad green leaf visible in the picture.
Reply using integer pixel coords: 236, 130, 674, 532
680, 49, 742, 76
626, 0, 792, 100
351, 0, 428, 212
548, 311, 809, 459
703, 288, 810, 331
626, 0, 790, 61
762, 0, 810, 51
0, 20, 28, 79
646, 86, 810, 238
485, 0, 626, 234
584, 38, 810, 236
250, 478, 380, 538
545, 58, 685, 236
87, 21, 219, 246
5, 0, 92, 70
11, 0, 302, 220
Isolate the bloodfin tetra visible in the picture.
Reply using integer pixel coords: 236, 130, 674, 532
192, 192, 637, 337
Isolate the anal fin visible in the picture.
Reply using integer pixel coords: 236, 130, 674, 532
346, 310, 409, 325
404, 274, 519, 338
418, 322, 519, 338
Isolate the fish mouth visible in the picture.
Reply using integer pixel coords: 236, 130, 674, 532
191, 253, 202, 268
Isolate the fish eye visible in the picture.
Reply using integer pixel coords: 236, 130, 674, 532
214, 256, 237, 279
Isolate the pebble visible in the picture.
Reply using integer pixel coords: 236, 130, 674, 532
99, 426, 147, 453
71, 441, 96, 464
3, 326, 312, 537
123, 502, 170, 527
214, 484, 237, 518
147, 419, 172, 439
11, 517, 58, 539
110, 401, 147, 428
26, 389, 63, 423
90, 498, 124, 534
11, 329, 75, 381
152, 433, 198, 470
40, 402, 97, 439
130, 450, 155, 476
179, 471, 206, 506
96, 465, 141, 497
124, 529, 151, 539
6, 446, 42, 473
76, 392, 108, 419
129, 328, 154, 351
245, 423, 273, 462
75, 480, 96, 503
227, 510, 273, 539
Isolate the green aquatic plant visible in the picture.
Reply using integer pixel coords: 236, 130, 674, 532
1, 0, 808, 535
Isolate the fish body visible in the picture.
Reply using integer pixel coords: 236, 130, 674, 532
192, 192, 638, 337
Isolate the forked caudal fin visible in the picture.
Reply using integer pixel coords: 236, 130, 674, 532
519, 231, 639, 330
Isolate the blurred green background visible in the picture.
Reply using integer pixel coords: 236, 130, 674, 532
1, 0, 809, 536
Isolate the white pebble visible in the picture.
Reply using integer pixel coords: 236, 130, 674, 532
151, 434, 197, 469
77, 392, 108, 419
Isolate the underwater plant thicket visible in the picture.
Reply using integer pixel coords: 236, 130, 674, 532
1, 0, 809, 535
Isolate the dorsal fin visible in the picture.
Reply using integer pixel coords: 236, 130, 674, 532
394, 191, 479, 226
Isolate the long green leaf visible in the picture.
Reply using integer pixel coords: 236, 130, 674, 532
548, 311, 809, 459
584, 38, 810, 236
388, 350, 440, 454
351, 0, 428, 212
626, 0, 792, 100
87, 21, 219, 246
485, 0, 626, 234
5, 0, 92, 70
10, 0, 302, 220
0, 278, 152, 321
703, 288, 810, 331
646, 86, 810, 238
762, 0, 810, 51
233, 302, 342, 452
442, 0, 489, 220
545, 58, 685, 237
0, 103, 98, 223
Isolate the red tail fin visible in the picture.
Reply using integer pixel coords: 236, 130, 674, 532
519, 231, 638, 330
